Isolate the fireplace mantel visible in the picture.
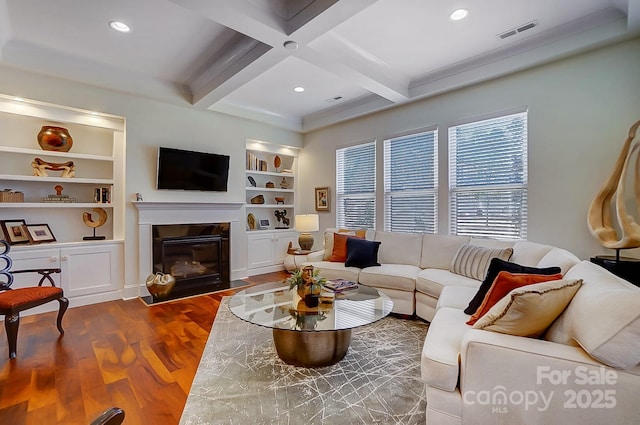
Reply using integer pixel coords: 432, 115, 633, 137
133, 201, 244, 224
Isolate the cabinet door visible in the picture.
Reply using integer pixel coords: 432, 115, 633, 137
274, 232, 298, 265
247, 233, 275, 269
61, 243, 122, 297
7, 248, 61, 289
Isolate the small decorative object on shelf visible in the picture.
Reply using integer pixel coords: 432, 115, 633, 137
274, 155, 281, 172
82, 207, 108, 240
0, 189, 24, 203
274, 196, 285, 204
44, 184, 76, 203
247, 176, 257, 187
265, 181, 275, 188
279, 177, 289, 189
145, 272, 176, 298
32, 157, 75, 178
37, 125, 73, 152
250, 194, 265, 204
135, 192, 143, 201
247, 213, 257, 230
274, 209, 290, 228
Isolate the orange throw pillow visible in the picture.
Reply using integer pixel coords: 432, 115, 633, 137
329, 232, 363, 262
466, 271, 563, 325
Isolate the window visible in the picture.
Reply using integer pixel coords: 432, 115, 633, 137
336, 141, 376, 229
448, 111, 528, 239
383, 130, 438, 233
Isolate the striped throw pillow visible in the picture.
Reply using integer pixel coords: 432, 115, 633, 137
449, 244, 513, 281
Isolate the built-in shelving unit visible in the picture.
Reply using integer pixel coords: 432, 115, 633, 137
0, 93, 125, 309
0, 93, 125, 243
245, 139, 300, 275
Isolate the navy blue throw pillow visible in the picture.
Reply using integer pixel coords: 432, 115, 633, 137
463, 258, 562, 315
345, 238, 381, 269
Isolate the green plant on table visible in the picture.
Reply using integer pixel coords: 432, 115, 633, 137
286, 265, 326, 293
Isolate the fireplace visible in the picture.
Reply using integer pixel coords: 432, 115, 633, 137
146, 222, 231, 303
133, 201, 245, 303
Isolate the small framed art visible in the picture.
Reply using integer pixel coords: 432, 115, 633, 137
315, 187, 329, 211
0, 219, 30, 245
25, 224, 56, 243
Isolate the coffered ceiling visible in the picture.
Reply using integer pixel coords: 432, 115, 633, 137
1, 0, 638, 132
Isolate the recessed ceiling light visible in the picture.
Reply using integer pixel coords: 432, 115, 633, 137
293, 86, 305, 93
109, 21, 130, 33
283, 40, 298, 50
449, 9, 468, 21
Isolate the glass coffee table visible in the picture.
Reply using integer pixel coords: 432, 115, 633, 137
229, 281, 393, 367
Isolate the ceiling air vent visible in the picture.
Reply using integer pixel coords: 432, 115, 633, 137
498, 20, 538, 40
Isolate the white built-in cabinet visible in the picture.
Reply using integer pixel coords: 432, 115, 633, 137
245, 139, 300, 275
0, 94, 125, 310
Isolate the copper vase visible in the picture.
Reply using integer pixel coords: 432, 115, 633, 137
37, 126, 73, 152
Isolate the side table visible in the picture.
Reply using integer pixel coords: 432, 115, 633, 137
590, 255, 640, 287
284, 242, 311, 272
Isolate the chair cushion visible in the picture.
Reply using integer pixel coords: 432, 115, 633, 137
0, 287, 64, 313
374, 231, 423, 267
358, 264, 420, 292
416, 269, 480, 299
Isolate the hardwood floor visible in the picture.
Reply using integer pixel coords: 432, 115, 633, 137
0, 271, 289, 425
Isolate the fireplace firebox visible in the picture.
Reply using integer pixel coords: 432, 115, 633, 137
145, 222, 231, 303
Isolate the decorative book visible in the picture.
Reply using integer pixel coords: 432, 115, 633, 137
324, 279, 358, 292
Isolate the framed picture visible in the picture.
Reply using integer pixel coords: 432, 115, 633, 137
25, 224, 56, 243
259, 218, 270, 229
0, 219, 30, 245
315, 187, 330, 211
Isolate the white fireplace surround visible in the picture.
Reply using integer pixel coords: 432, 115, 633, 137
133, 201, 245, 297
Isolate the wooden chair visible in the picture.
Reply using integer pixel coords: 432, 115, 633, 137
0, 239, 69, 359
89, 407, 125, 425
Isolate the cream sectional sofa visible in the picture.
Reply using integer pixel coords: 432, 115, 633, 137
305, 229, 579, 320
305, 229, 640, 424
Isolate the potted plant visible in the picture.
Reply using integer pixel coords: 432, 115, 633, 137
286, 265, 326, 307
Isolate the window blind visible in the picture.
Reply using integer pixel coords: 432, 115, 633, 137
336, 141, 376, 229
448, 111, 528, 239
383, 130, 438, 233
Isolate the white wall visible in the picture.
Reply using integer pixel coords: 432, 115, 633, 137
0, 64, 303, 292
300, 37, 640, 260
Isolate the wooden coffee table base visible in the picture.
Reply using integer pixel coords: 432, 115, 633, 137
273, 328, 352, 367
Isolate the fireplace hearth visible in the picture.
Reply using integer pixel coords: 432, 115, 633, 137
143, 222, 235, 303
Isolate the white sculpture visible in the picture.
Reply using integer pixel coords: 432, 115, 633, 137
587, 119, 640, 250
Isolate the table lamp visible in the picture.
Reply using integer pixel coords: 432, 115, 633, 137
295, 214, 319, 250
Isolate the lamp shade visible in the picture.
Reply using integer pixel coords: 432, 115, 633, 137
294, 214, 319, 232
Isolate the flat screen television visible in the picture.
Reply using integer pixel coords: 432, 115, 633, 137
157, 147, 230, 191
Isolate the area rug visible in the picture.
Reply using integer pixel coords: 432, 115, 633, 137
180, 298, 428, 425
